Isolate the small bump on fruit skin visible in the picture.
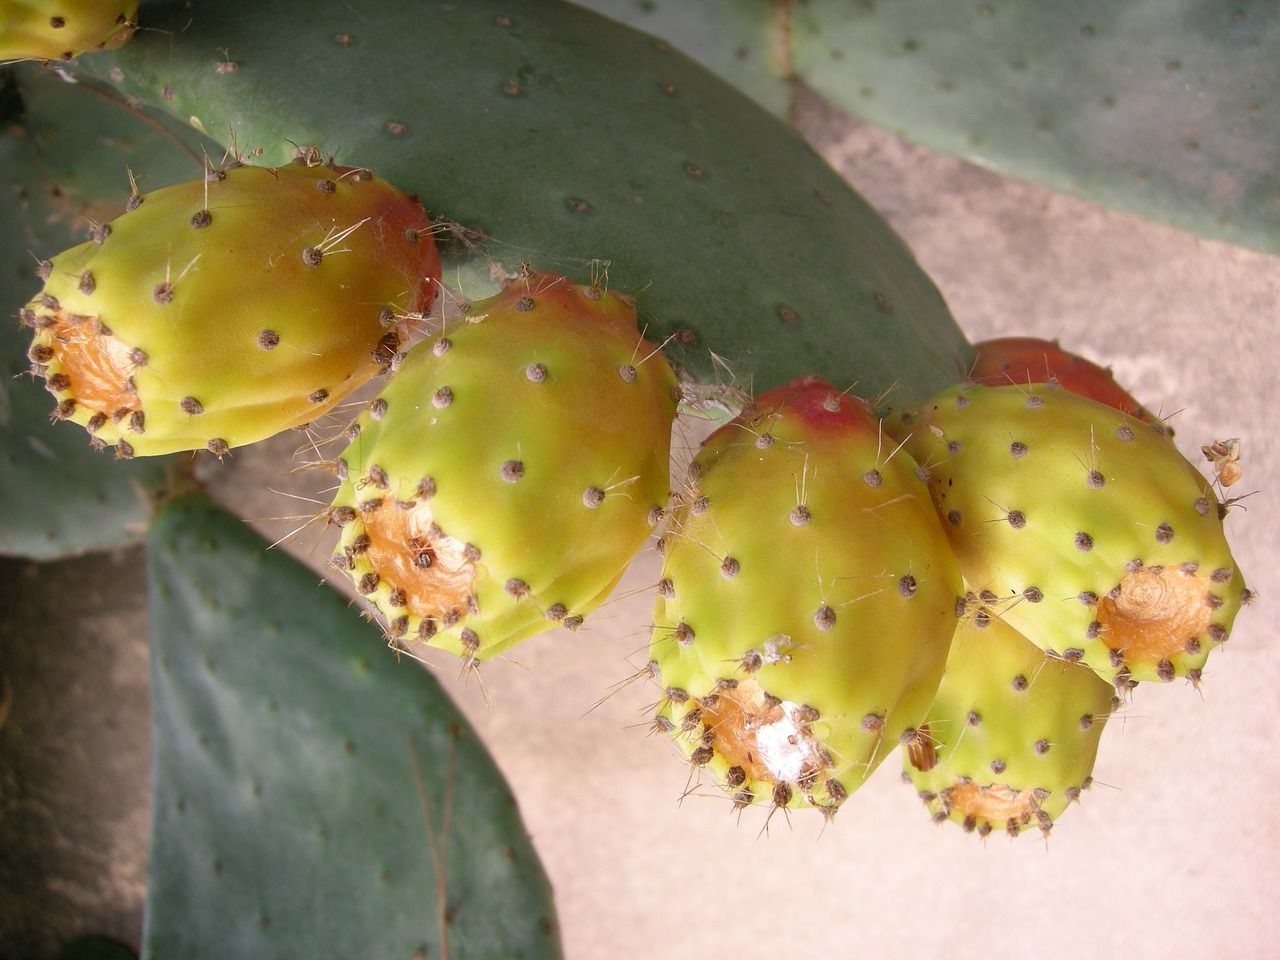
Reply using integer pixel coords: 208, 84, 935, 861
328, 271, 678, 665
23, 156, 441, 456
649, 375, 961, 814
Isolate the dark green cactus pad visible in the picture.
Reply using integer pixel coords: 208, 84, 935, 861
793, 0, 1280, 255
571, 0, 793, 116
82, 0, 970, 403
144, 495, 562, 959
0, 64, 204, 559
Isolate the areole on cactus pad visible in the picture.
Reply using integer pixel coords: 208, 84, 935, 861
327, 271, 678, 666
649, 375, 961, 815
21, 151, 440, 457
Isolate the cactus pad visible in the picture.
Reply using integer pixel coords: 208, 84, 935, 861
793, 0, 1280, 256
82, 0, 972, 402
145, 494, 562, 959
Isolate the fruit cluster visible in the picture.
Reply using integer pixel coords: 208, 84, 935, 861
648, 343, 1248, 835
19, 154, 1249, 839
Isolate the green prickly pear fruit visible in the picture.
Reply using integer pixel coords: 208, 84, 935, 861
889, 383, 1250, 689
903, 605, 1117, 838
648, 375, 962, 815
0, 1, 136, 61
970, 336, 1164, 428
21, 153, 440, 457
327, 271, 678, 666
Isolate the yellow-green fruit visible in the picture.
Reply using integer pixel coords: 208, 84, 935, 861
22, 157, 440, 457
904, 607, 1117, 838
889, 383, 1249, 687
0, 1, 137, 60
650, 375, 962, 815
328, 272, 678, 665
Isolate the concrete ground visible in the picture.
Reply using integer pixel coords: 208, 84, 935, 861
3, 86, 1277, 960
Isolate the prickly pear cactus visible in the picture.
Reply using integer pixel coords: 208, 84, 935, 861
22, 155, 440, 457
970, 336, 1163, 426
145, 495, 562, 958
650, 375, 961, 814
792, 0, 1280, 256
0, 0, 136, 61
890, 383, 1249, 688
81, 0, 972, 403
328, 271, 678, 665
904, 606, 1118, 838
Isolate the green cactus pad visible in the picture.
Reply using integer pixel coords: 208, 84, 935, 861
23, 156, 440, 457
793, 0, 1280, 255
650, 375, 961, 814
0, 0, 137, 62
904, 609, 1117, 838
82, 0, 971, 402
145, 494, 562, 959
890, 383, 1250, 686
571, 0, 793, 116
329, 272, 678, 665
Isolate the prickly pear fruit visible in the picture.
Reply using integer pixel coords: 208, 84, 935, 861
890, 383, 1249, 688
21, 154, 439, 457
0, 1, 136, 61
970, 336, 1163, 427
904, 605, 1117, 838
648, 375, 962, 815
328, 271, 678, 666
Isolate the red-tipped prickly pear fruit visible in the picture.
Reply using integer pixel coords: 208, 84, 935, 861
970, 336, 1163, 427
328, 271, 678, 666
889, 383, 1249, 689
21, 154, 439, 457
0, 1, 137, 61
904, 605, 1117, 838
649, 375, 962, 816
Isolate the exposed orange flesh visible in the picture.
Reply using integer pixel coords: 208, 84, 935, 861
1097, 565, 1214, 663
360, 499, 475, 620
944, 781, 1037, 823
45, 311, 140, 414
699, 677, 829, 786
